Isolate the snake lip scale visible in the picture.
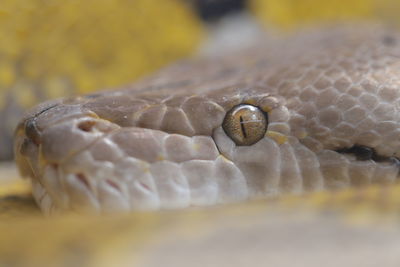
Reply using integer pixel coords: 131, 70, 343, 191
13, 24, 400, 215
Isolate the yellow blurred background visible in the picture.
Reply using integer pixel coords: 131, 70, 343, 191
251, 0, 400, 29
0, 0, 204, 160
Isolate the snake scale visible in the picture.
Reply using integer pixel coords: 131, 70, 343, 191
13, 24, 400, 215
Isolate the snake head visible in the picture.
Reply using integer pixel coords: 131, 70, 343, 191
14, 24, 400, 215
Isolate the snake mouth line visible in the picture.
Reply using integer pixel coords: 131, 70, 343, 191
336, 145, 400, 168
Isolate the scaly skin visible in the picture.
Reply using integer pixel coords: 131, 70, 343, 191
14, 24, 400, 215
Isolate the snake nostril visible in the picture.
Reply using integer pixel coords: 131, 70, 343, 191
23, 103, 60, 146
24, 118, 41, 145
77, 120, 96, 132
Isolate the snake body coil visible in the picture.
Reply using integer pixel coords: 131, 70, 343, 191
14, 24, 400, 214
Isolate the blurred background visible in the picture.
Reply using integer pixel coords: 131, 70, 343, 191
1, 1, 400, 266
1, 0, 400, 160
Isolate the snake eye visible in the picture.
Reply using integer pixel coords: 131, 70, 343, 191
222, 104, 268, 146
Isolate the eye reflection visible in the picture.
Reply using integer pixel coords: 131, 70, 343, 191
222, 104, 268, 146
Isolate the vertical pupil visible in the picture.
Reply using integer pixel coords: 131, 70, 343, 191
239, 115, 247, 138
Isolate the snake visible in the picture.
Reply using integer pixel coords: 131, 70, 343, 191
13, 24, 400, 215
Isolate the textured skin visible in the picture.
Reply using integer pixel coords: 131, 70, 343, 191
14, 24, 400, 214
